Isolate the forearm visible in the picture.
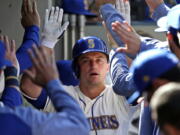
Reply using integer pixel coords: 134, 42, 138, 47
110, 50, 137, 97
22, 25, 40, 46
151, 3, 170, 22
1, 67, 22, 107
16, 25, 40, 72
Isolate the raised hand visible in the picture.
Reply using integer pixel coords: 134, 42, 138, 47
145, 0, 164, 13
115, 0, 131, 24
0, 35, 19, 70
21, 0, 40, 28
112, 21, 141, 56
41, 7, 69, 48
24, 45, 59, 86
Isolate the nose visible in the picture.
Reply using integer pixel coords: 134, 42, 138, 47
89, 59, 97, 68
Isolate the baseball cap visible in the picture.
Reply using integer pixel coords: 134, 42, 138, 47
72, 36, 108, 78
72, 36, 108, 59
62, 0, 97, 16
155, 4, 180, 32
130, 49, 179, 92
0, 41, 12, 69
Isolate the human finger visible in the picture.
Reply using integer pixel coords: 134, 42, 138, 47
49, 7, 55, 22
10, 40, 16, 53
24, 69, 36, 81
45, 9, 49, 23
57, 8, 63, 25
27, 47, 40, 70
4, 36, 10, 52
32, 0, 38, 14
54, 6, 59, 22
26, 0, 33, 13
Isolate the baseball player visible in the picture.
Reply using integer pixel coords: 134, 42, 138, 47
25, 36, 138, 135
0, 44, 89, 135
129, 48, 180, 135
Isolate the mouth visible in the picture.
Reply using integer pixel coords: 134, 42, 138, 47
89, 72, 99, 76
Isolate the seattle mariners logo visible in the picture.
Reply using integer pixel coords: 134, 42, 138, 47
143, 75, 150, 82
88, 39, 95, 48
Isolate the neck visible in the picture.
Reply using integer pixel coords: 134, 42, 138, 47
79, 83, 105, 99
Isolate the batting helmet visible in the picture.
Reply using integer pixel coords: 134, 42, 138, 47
72, 36, 109, 78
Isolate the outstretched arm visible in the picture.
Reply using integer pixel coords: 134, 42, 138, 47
111, 21, 169, 57
0, 45, 89, 135
0, 36, 22, 107
16, 0, 40, 72
23, 45, 89, 135
110, 49, 137, 97
20, 6, 69, 109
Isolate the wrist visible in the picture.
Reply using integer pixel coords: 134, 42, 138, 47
4, 67, 19, 87
4, 67, 18, 77
40, 37, 58, 49
25, 25, 40, 32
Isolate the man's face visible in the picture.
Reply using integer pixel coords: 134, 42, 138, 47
78, 52, 109, 85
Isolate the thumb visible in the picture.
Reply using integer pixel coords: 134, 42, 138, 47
58, 21, 69, 39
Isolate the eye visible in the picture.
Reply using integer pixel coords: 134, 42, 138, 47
96, 58, 106, 63
81, 59, 90, 64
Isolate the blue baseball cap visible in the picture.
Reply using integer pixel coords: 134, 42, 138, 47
62, 0, 97, 16
130, 49, 179, 91
155, 4, 180, 32
128, 49, 180, 104
0, 41, 12, 69
72, 36, 108, 78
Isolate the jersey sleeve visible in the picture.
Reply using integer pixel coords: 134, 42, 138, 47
139, 104, 156, 135
151, 3, 170, 22
16, 25, 40, 73
109, 49, 137, 98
